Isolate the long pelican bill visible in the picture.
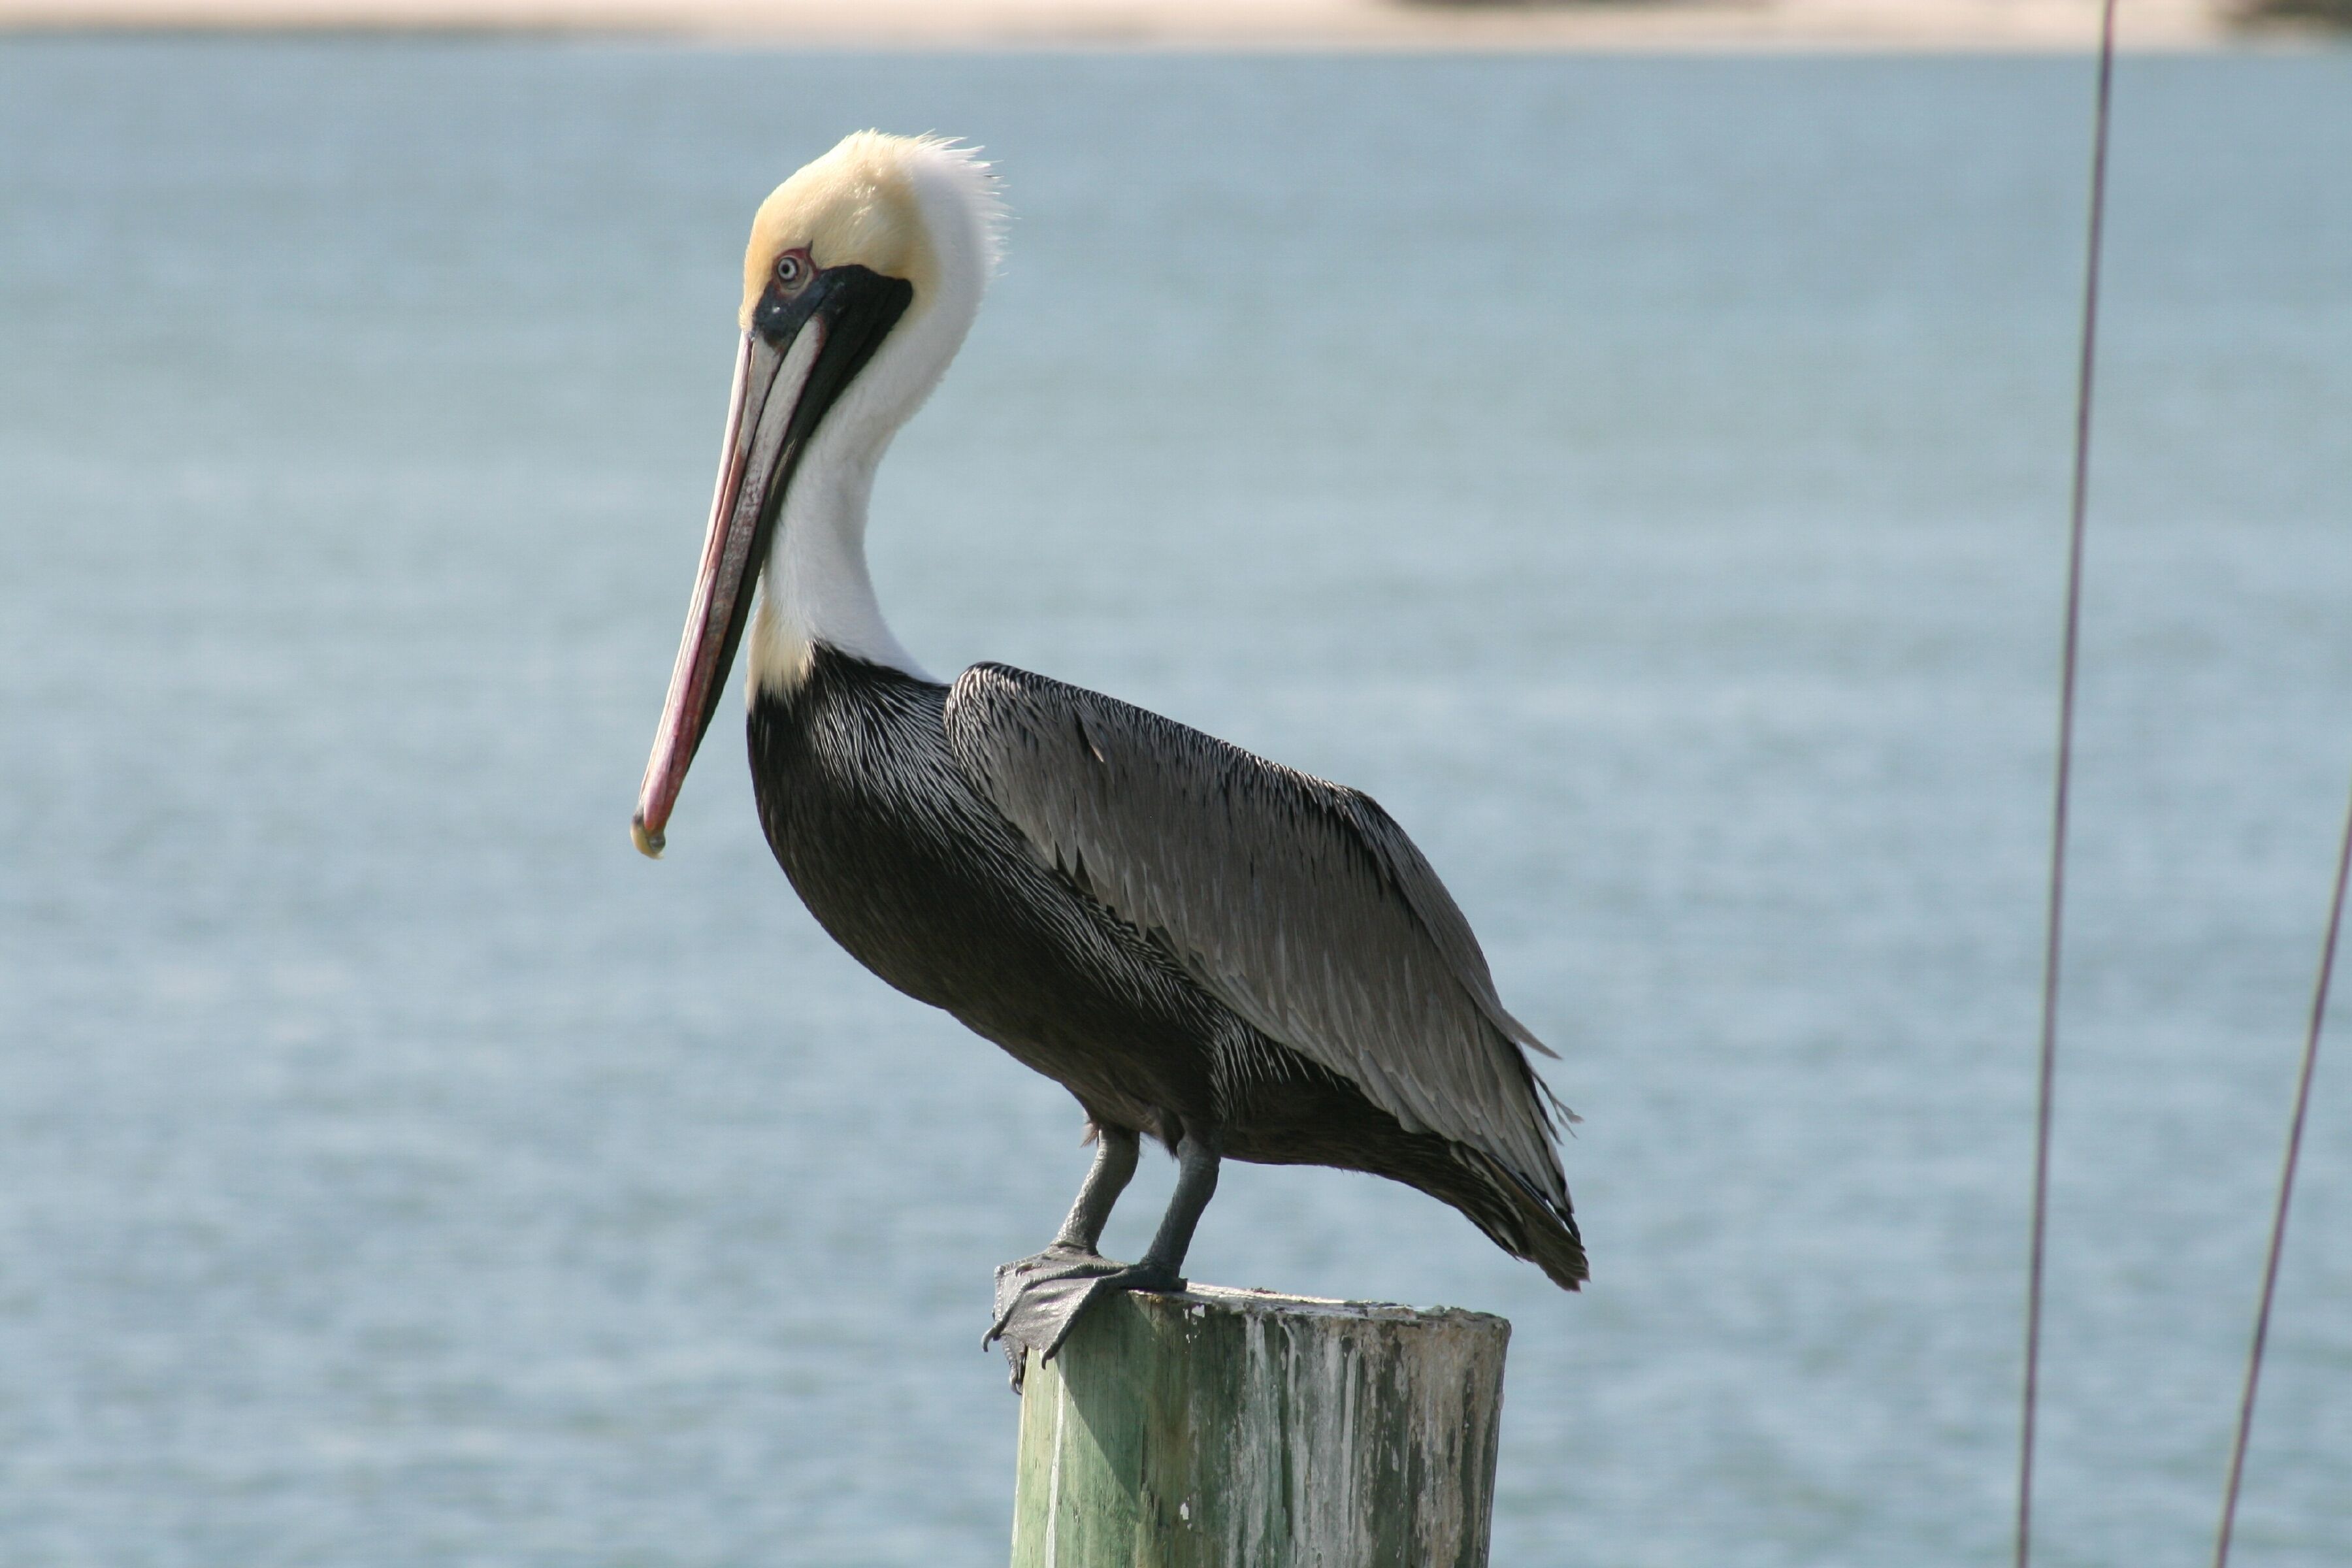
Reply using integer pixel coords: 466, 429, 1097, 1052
632, 259, 916, 860
632, 325, 821, 858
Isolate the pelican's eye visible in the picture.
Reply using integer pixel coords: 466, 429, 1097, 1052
774, 250, 812, 293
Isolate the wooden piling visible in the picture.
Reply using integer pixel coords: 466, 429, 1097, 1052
1009, 1284, 1510, 1568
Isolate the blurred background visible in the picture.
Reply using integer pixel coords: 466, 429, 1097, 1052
3, 17, 2349, 1568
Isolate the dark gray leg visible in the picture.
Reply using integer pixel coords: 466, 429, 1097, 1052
1053, 1124, 1139, 1254
1126, 1126, 1222, 1286
987, 1121, 1224, 1390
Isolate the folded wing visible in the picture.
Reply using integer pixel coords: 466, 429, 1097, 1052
943, 662, 1568, 1204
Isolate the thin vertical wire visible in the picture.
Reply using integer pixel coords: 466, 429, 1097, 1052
2211, 774, 2352, 1568
2016, 5, 2120, 1566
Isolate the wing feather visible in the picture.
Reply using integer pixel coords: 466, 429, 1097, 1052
943, 663, 1568, 1203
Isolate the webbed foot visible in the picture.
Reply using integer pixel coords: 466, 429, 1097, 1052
985, 1245, 1185, 1391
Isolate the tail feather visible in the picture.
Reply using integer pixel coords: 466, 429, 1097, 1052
1437, 1149, 1588, 1291
1501, 1163, 1588, 1290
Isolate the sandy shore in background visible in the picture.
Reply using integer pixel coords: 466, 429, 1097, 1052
0, 0, 2280, 49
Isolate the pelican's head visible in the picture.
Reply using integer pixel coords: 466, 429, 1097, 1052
632, 133, 1001, 858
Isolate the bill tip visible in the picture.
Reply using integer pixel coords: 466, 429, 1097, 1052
631, 815, 665, 859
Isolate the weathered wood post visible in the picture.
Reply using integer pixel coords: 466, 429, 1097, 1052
1009, 1285, 1510, 1567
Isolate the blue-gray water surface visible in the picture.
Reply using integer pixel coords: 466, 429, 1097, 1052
3, 39, 2349, 1568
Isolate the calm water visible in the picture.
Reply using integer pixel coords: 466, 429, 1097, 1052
3, 39, 2348, 1568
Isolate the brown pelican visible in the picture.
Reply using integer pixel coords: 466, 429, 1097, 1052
632, 133, 1584, 1377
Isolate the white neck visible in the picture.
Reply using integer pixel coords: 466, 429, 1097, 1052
748, 425, 932, 691
746, 145, 995, 698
